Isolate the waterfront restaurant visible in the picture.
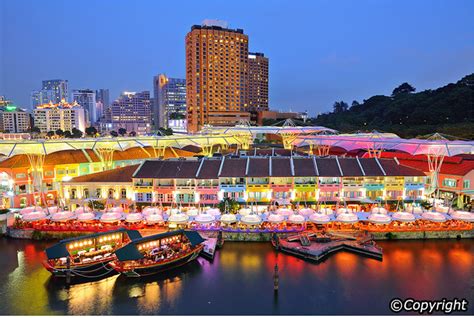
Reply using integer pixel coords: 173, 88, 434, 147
60, 155, 426, 210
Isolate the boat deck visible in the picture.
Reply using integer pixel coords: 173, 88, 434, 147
200, 237, 218, 260
275, 231, 383, 262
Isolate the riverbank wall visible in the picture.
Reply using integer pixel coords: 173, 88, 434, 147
371, 229, 474, 240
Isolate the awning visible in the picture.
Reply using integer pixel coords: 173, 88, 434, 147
45, 243, 69, 259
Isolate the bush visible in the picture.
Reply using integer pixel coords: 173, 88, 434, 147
0, 209, 10, 215
385, 232, 397, 240
217, 198, 240, 214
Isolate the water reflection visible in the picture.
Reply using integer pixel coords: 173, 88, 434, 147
0, 238, 471, 315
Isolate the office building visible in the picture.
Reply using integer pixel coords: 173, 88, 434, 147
1, 105, 31, 133
105, 91, 152, 135
95, 89, 110, 120
248, 52, 269, 112
31, 79, 69, 108
185, 21, 250, 132
33, 100, 86, 133
72, 89, 97, 124
153, 74, 186, 129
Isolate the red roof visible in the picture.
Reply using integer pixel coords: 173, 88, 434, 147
379, 152, 474, 176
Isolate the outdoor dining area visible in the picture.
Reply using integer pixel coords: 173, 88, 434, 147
11, 201, 474, 235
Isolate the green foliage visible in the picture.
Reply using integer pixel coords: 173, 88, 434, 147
55, 129, 64, 136
392, 82, 416, 96
71, 128, 83, 138
88, 200, 105, 210
0, 208, 10, 214
385, 232, 397, 240
312, 74, 474, 139
110, 130, 118, 137
158, 127, 173, 136
217, 198, 240, 214
118, 128, 127, 136
85, 126, 98, 136
420, 200, 432, 210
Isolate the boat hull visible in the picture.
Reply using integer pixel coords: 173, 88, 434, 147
43, 258, 116, 278
114, 246, 203, 277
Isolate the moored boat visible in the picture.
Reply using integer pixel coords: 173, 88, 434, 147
109, 230, 204, 277
43, 228, 142, 278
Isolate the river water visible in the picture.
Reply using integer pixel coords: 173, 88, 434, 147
0, 238, 472, 315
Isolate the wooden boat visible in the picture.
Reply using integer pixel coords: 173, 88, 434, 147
43, 228, 142, 278
109, 230, 204, 277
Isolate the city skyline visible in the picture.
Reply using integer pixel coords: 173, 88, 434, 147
1, 0, 474, 115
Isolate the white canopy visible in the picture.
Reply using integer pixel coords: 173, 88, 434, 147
220, 213, 237, 224
336, 208, 352, 215
450, 211, 474, 222
238, 208, 252, 216
168, 213, 189, 224
126, 213, 143, 223
267, 213, 284, 223
77, 212, 96, 222
368, 213, 392, 224
371, 207, 388, 214
421, 212, 447, 222
74, 206, 91, 214
309, 213, 331, 224
276, 208, 294, 216
109, 207, 124, 213
319, 207, 335, 215
19, 206, 40, 215
145, 213, 164, 224
185, 207, 199, 216
45, 206, 61, 214
22, 211, 49, 222
205, 208, 221, 216
169, 208, 181, 215
241, 214, 262, 225
195, 213, 216, 224
143, 207, 162, 215
336, 213, 358, 223
298, 208, 315, 216
51, 211, 76, 222
288, 214, 306, 224
392, 212, 416, 222
100, 212, 123, 223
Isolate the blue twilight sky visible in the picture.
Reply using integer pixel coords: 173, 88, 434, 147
1, 0, 473, 115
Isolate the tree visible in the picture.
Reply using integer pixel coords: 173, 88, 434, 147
30, 126, 41, 134
333, 101, 349, 113
71, 128, 83, 138
392, 82, 416, 96
64, 131, 73, 138
128, 131, 137, 137
351, 100, 360, 107
46, 131, 55, 138
55, 129, 64, 137
217, 198, 240, 214
85, 126, 98, 137
118, 127, 127, 136
110, 130, 118, 137
158, 127, 173, 136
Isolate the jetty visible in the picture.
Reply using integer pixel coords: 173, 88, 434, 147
273, 231, 383, 262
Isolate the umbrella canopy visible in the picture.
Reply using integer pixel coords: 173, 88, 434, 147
51, 211, 76, 222
336, 212, 358, 224
143, 207, 162, 215
19, 206, 40, 215
241, 214, 262, 225
309, 213, 331, 224
238, 208, 252, 216
145, 214, 164, 224
421, 212, 446, 222
392, 212, 416, 222
288, 213, 306, 224
267, 213, 284, 223
168, 213, 189, 224
77, 212, 96, 222
371, 207, 388, 214
205, 208, 221, 216
319, 207, 335, 215
450, 211, 474, 222
74, 206, 91, 214
220, 213, 237, 224
126, 213, 143, 223
185, 207, 199, 216
109, 207, 124, 213
368, 213, 392, 224
298, 208, 315, 216
23, 211, 49, 222
100, 212, 123, 223
276, 208, 294, 216
195, 213, 216, 224
336, 208, 352, 215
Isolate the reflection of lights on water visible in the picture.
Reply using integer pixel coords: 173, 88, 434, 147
241, 254, 261, 269
129, 286, 144, 298
219, 252, 237, 267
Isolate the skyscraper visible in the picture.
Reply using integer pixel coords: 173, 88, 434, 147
105, 91, 152, 135
248, 52, 269, 112
33, 100, 86, 133
31, 79, 69, 109
95, 89, 110, 120
185, 21, 251, 132
72, 89, 97, 124
41, 79, 69, 103
153, 74, 186, 129
1, 105, 31, 133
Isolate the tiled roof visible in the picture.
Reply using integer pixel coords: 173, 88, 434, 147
270, 157, 293, 177
67, 164, 139, 183
247, 158, 269, 177
293, 158, 317, 176
358, 158, 384, 176
338, 158, 364, 176
219, 158, 247, 177
196, 159, 221, 179
315, 158, 341, 177
378, 159, 426, 177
